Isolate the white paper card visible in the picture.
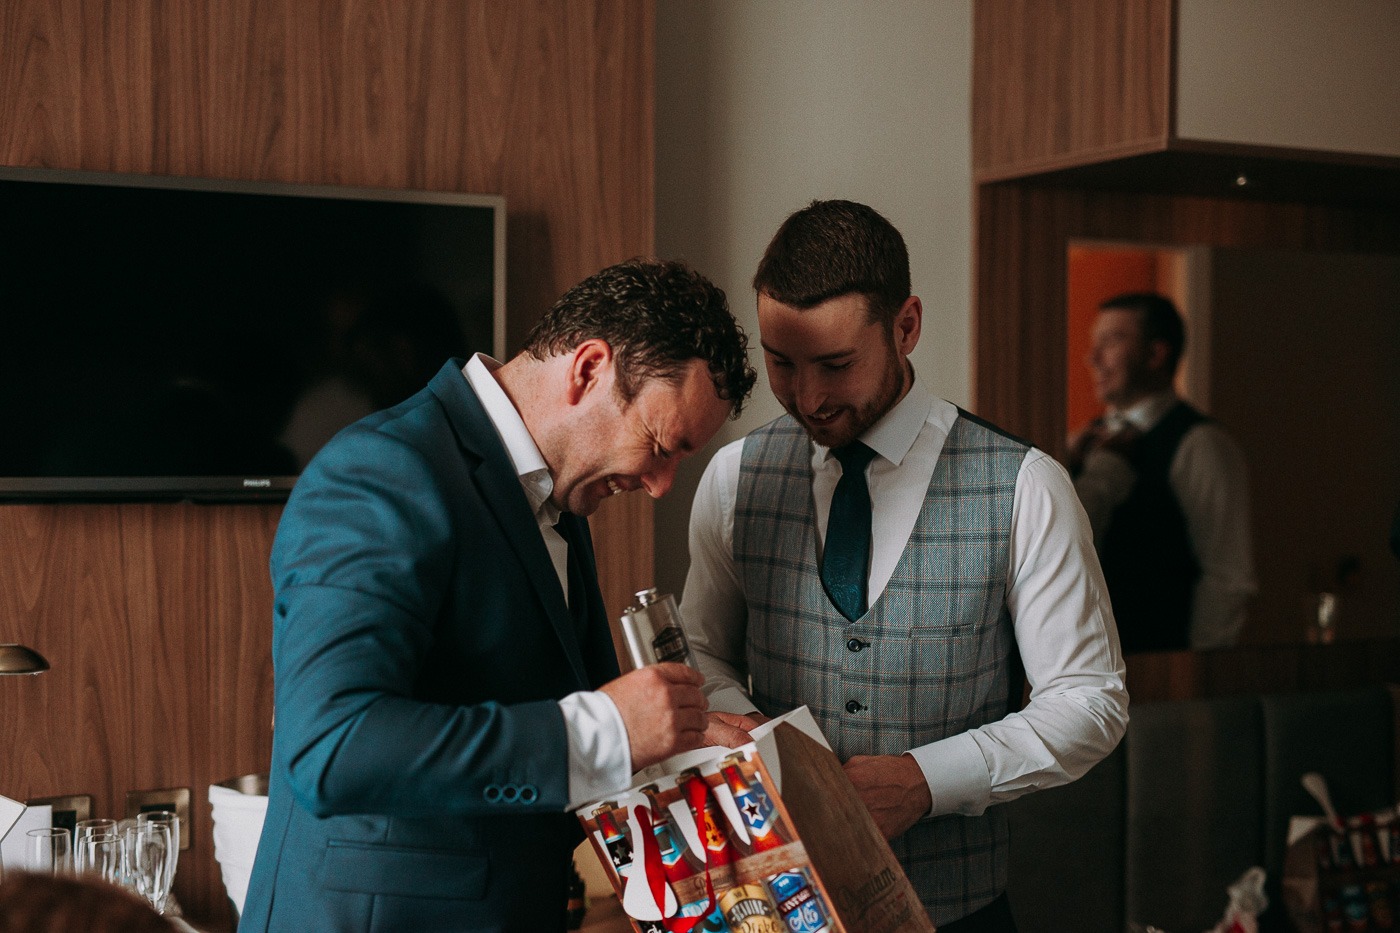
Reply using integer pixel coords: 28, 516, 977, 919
0, 803, 52, 872
0, 794, 24, 844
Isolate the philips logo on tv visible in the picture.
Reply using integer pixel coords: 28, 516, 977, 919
243, 479, 272, 488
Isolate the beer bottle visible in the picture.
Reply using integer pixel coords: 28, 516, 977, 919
718, 883, 785, 933
640, 783, 702, 885
679, 768, 735, 867
719, 753, 787, 853
764, 869, 834, 933
649, 781, 734, 933
591, 801, 633, 873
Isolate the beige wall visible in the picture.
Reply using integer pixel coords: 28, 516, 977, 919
1176, 0, 1400, 157
653, 0, 973, 596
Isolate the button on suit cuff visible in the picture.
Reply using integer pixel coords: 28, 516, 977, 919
560, 690, 632, 810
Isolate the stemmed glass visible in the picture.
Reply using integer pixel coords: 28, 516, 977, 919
135, 810, 180, 899
78, 832, 122, 883
114, 818, 138, 889
130, 821, 174, 914
73, 818, 118, 875
25, 827, 72, 876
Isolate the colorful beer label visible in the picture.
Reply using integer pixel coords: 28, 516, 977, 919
674, 897, 731, 932
719, 884, 784, 933
765, 870, 832, 933
721, 759, 785, 852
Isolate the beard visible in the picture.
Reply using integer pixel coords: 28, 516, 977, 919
789, 353, 910, 450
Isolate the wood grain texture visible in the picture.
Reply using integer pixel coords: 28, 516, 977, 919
0, 503, 281, 926
0, 2, 654, 927
972, 0, 1173, 181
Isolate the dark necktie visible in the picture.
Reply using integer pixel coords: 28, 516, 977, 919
554, 513, 591, 638
821, 441, 878, 622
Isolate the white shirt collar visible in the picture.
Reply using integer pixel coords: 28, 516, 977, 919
1111, 390, 1178, 432
815, 370, 933, 468
462, 354, 559, 525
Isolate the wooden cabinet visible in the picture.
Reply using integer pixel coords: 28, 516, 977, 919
973, 0, 1400, 184
970, 0, 1400, 647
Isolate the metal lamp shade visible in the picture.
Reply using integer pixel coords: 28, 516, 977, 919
0, 643, 50, 674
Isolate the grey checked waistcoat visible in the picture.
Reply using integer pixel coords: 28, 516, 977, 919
734, 411, 1027, 925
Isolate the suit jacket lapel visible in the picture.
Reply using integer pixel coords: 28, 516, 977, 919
428, 361, 590, 689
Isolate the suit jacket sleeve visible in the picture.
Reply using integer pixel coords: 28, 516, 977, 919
269, 422, 573, 820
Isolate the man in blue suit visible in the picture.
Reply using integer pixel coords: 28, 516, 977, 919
240, 259, 757, 932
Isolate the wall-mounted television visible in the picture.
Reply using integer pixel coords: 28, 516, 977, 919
0, 166, 505, 502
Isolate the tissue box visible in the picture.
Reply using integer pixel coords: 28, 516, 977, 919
578, 708, 934, 933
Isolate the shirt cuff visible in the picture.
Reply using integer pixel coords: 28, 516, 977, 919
905, 732, 993, 817
705, 685, 760, 717
559, 690, 633, 810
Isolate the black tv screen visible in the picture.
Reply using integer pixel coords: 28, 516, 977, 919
0, 167, 504, 501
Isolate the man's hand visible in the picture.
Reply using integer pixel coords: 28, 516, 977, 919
599, 663, 708, 771
843, 754, 933, 841
702, 710, 769, 748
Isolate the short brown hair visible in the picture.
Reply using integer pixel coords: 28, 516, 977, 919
523, 258, 756, 416
1099, 291, 1187, 373
753, 199, 911, 325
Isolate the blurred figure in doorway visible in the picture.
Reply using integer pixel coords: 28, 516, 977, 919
1067, 292, 1256, 652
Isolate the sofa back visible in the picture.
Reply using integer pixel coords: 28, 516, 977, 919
1005, 685, 1399, 932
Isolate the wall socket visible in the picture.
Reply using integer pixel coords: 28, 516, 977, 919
124, 786, 191, 850
26, 794, 92, 837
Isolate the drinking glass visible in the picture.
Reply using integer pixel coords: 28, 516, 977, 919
114, 818, 139, 890
73, 818, 118, 874
131, 822, 173, 913
25, 827, 72, 876
136, 810, 180, 894
79, 832, 121, 883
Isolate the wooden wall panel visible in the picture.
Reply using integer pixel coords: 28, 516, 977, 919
973, 180, 1400, 649
975, 182, 1400, 450
0, 504, 280, 927
0, 2, 654, 928
972, 0, 1173, 181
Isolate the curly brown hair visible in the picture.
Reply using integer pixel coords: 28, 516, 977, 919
0, 872, 174, 933
522, 258, 756, 416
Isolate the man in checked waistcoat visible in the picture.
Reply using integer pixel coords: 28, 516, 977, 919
680, 199, 1129, 932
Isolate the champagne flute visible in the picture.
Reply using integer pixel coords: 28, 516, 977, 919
25, 827, 72, 876
73, 818, 118, 874
79, 832, 122, 883
114, 818, 139, 890
131, 821, 173, 913
136, 810, 180, 896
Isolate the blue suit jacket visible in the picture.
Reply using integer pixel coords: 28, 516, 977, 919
240, 360, 621, 933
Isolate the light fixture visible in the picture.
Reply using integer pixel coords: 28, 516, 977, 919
0, 643, 50, 675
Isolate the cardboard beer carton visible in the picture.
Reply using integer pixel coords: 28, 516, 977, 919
578, 707, 935, 933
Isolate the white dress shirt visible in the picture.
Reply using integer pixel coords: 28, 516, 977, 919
1075, 391, 1257, 650
462, 355, 633, 808
682, 376, 1129, 818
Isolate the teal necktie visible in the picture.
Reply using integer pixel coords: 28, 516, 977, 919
821, 441, 878, 622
